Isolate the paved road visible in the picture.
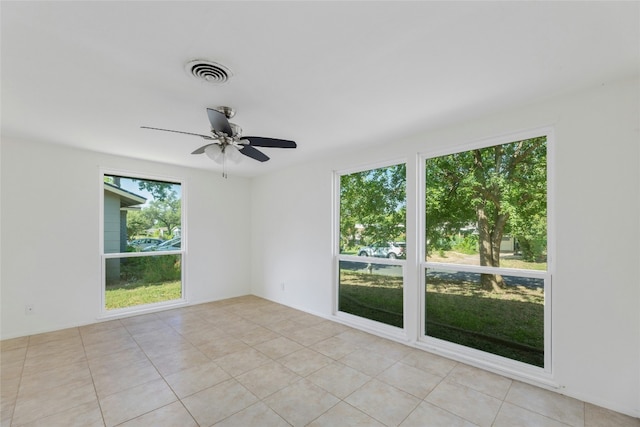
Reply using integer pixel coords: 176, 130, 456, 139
340, 260, 403, 277
340, 260, 543, 289
427, 269, 543, 289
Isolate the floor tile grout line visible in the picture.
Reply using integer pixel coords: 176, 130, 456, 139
5, 298, 639, 427
80, 329, 108, 427
302, 399, 345, 427
498, 398, 582, 427
4, 339, 28, 427
13, 329, 97, 427
491, 398, 507, 427
489, 378, 516, 426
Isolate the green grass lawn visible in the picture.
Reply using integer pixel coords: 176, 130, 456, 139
105, 280, 182, 310
339, 269, 544, 367
426, 275, 544, 367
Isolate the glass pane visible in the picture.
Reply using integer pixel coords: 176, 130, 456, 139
425, 137, 547, 271
339, 260, 403, 328
103, 175, 181, 254
105, 255, 182, 310
339, 164, 406, 257
425, 268, 544, 367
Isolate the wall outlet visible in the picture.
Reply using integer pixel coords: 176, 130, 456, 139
25, 304, 34, 315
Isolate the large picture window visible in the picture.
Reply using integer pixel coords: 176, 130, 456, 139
423, 135, 550, 368
336, 163, 406, 329
102, 173, 184, 312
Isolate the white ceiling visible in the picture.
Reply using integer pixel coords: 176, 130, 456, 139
2, 1, 638, 177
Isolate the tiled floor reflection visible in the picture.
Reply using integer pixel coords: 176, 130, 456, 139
1, 296, 638, 426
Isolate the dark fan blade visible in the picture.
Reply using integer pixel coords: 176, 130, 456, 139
239, 145, 270, 162
141, 126, 214, 140
191, 143, 218, 155
207, 108, 233, 136
240, 136, 297, 148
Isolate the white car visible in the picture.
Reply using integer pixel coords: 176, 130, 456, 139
358, 242, 405, 259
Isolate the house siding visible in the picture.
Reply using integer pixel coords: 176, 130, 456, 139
104, 191, 121, 280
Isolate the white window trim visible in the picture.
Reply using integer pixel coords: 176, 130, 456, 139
330, 125, 557, 388
332, 159, 409, 340
417, 125, 556, 385
98, 167, 188, 319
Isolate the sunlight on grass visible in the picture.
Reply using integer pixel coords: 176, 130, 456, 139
105, 280, 182, 310
338, 269, 544, 366
426, 275, 544, 367
339, 269, 404, 328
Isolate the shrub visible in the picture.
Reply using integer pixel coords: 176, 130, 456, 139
119, 255, 181, 284
141, 255, 181, 283
451, 234, 478, 254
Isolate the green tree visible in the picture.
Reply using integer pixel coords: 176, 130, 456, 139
426, 137, 547, 291
104, 175, 176, 201
142, 191, 181, 237
340, 164, 406, 250
126, 209, 153, 239
134, 180, 175, 201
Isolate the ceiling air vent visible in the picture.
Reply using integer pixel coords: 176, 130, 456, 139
185, 60, 232, 84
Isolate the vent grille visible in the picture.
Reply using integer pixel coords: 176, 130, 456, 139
185, 60, 232, 84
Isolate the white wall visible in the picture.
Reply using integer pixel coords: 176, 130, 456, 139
0, 139, 252, 339
250, 76, 640, 416
1, 76, 637, 416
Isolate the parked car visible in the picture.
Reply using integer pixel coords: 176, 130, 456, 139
127, 238, 163, 251
142, 237, 181, 252
358, 242, 406, 259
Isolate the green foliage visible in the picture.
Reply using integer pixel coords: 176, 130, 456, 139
340, 164, 406, 250
126, 210, 153, 238
105, 175, 176, 201
142, 192, 181, 236
133, 179, 176, 201
142, 255, 182, 283
105, 175, 182, 241
518, 238, 547, 262
426, 137, 547, 265
451, 234, 478, 254
120, 255, 181, 284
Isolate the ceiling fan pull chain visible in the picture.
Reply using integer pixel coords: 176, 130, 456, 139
222, 153, 228, 179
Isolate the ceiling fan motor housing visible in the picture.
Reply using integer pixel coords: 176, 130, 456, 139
214, 106, 236, 119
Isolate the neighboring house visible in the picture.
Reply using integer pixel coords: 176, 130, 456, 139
103, 182, 146, 280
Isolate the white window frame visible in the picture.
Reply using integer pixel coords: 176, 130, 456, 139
417, 126, 555, 382
98, 168, 188, 318
333, 159, 409, 341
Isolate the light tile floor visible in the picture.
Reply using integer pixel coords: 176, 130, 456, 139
1, 296, 638, 427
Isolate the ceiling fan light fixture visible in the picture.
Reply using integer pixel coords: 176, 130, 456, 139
204, 144, 224, 163
204, 143, 242, 164
185, 59, 232, 85
226, 145, 242, 163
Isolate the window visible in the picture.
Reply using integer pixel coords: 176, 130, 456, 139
102, 173, 184, 312
336, 163, 406, 329
423, 134, 550, 368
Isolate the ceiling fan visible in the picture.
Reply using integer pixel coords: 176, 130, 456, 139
142, 106, 297, 177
